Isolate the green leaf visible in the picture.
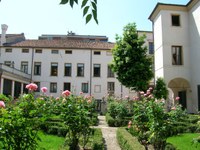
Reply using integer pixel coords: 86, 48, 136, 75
91, 2, 97, 10
70, 0, 74, 7
94, 0, 97, 4
92, 9, 98, 24
81, 0, 88, 8
60, 0, 69, 4
83, 6, 89, 17
86, 14, 92, 24
74, 0, 78, 4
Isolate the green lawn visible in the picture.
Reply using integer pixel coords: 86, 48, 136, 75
37, 131, 66, 150
167, 133, 200, 150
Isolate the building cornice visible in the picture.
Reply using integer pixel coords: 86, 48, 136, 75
149, 0, 199, 21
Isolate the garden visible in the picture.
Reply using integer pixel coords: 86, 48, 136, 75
105, 84, 200, 150
0, 83, 103, 150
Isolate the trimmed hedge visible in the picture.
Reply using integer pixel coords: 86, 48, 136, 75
116, 128, 145, 150
106, 113, 132, 127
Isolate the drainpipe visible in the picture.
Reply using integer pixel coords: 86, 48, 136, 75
152, 21, 156, 87
30, 47, 34, 82
90, 49, 92, 95
0, 72, 2, 94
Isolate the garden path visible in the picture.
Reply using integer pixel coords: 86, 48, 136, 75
96, 115, 121, 150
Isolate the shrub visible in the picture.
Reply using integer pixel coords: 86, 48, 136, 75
117, 128, 145, 150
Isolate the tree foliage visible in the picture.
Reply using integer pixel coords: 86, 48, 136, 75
153, 77, 168, 100
110, 23, 153, 91
60, 0, 98, 24
0, 0, 98, 24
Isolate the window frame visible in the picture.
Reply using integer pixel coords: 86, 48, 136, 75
21, 61, 28, 73
65, 50, 72, 54
107, 65, 114, 78
63, 82, 71, 91
94, 51, 101, 55
107, 82, 115, 95
93, 64, 101, 77
51, 50, 59, 54
35, 49, 42, 53
82, 83, 89, 93
51, 62, 58, 76
22, 49, 29, 53
50, 82, 57, 93
64, 63, 72, 76
5, 48, 12, 53
172, 46, 183, 65
77, 63, 84, 77
34, 62, 41, 75
171, 14, 180, 27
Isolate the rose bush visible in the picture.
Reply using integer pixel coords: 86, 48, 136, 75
0, 83, 97, 150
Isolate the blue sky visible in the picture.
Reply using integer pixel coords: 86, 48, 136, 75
0, 0, 189, 42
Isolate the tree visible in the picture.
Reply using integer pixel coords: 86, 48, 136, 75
153, 77, 168, 100
110, 23, 153, 92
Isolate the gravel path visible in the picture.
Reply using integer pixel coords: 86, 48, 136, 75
96, 116, 121, 150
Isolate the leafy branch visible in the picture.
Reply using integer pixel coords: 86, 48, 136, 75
60, 0, 98, 24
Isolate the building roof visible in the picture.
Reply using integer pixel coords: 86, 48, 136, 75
3, 39, 115, 50
148, 0, 198, 21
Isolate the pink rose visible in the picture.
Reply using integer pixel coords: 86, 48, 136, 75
128, 121, 132, 125
175, 97, 180, 101
56, 97, 60, 100
125, 95, 129, 99
140, 91, 144, 95
87, 99, 92, 103
79, 91, 83, 95
0, 101, 5, 108
146, 89, 151, 95
128, 124, 131, 129
41, 87, 47, 93
62, 90, 71, 97
171, 106, 176, 110
26, 83, 38, 91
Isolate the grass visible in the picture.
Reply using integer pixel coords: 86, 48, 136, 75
37, 131, 66, 150
167, 133, 200, 150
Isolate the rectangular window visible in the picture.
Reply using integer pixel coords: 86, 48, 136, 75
50, 82, 57, 93
4, 61, 12, 67
172, 46, 182, 65
64, 63, 72, 76
93, 64, 101, 77
94, 85, 101, 93
107, 65, 114, 77
22, 49, 29, 53
34, 62, 41, 75
172, 14, 180, 26
34, 82, 40, 92
5, 48, 12, 53
149, 42, 154, 54
82, 83, 88, 93
51, 63, 58, 76
65, 50, 72, 54
51, 50, 59, 54
106, 51, 112, 56
21, 61, 28, 73
64, 82, 71, 91
107, 82, 115, 95
35, 49, 42, 53
94, 51, 101, 55
77, 63, 84, 77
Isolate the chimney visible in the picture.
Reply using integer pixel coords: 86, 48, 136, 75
1, 24, 8, 46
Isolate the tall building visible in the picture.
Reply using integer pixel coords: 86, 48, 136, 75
149, 0, 200, 113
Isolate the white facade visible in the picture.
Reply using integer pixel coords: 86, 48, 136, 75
149, 0, 200, 113
0, 38, 138, 100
